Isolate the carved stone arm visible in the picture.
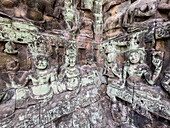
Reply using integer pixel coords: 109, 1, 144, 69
144, 52, 163, 85
143, 67, 154, 85
122, 65, 128, 88
111, 63, 121, 78
7, 71, 30, 89
58, 68, 66, 82
50, 68, 58, 83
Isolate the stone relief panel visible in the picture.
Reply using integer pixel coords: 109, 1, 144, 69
101, 0, 170, 127
0, 14, 105, 127
0, 0, 170, 128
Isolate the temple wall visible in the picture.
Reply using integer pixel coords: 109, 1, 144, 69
0, 0, 170, 127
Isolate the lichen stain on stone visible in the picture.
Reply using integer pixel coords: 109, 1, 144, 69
0, 0, 170, 128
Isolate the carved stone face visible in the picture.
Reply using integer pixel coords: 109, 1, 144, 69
129, 52, 140, 64
69, 56, 76, 67
35, 55, 48, 70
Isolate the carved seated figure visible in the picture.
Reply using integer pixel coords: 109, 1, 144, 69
161, 66, 170, 93
14, 55, 56, 102
24, 55, 55, 100
0, 60, 20, 119
59, 54, 80, 91
0, 54, 57, 119
122, 49, 163, 100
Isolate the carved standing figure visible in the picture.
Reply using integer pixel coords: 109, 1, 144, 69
104, 52, 122, 88
122, 49, 163, 100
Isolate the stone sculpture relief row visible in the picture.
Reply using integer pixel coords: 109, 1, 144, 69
0, 18, 104, 127
101, 0, 170, 126
0, 0, 169, 128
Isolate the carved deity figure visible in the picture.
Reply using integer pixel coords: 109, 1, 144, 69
0, 60, 20, 119
0, 59, 31, 119
11, 54, 56, 103
0, 53, 57, 119
104, 52, 122, 88
122, 49, 163, 99
22, 55, 55, 100
59, 54, 80, 91
161, 66, 170, 93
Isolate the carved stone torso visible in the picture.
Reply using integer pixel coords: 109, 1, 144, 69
65, 66, 80, 90
27, 70, 53, 98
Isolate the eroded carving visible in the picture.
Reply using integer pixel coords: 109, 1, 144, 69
123, 0, 158, 28
162, 66, 170, 93
158, 0, 170, 20
123, 49, 163, 99
4, 41, 18, 54
0, 0, 170, 127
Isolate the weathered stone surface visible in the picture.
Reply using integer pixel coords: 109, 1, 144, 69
0, 0, 170, 128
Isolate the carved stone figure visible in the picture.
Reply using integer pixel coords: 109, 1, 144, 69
122, 49, 163, 99
0, 60, 20, 119
162, 66, 170, 93
63, 0, 78, 32
104, 52, 122, 87
23, 55, 55, 100
59, 54, 80, 91
6, 54, 56, 105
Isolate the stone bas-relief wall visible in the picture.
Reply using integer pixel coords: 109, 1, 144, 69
0, 0, 170, 128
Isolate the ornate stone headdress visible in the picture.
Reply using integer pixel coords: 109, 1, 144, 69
28, 36, 50, 59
